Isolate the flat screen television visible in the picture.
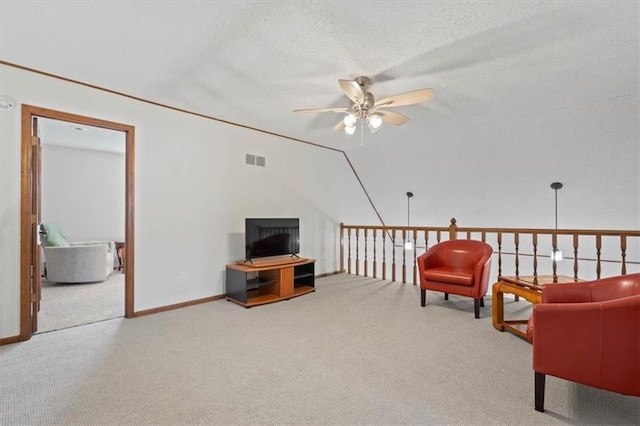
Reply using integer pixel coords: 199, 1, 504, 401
245, 218, 300, 261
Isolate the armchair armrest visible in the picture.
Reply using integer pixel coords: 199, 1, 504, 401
532, 295, 640, 396
417, 250, 438, 269
43, 244, 113, 283
541, 282, 593, 303
543, 275, 640, 303
474, 256, 492, 295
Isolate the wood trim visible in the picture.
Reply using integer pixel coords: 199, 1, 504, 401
19, 106, 33, 341
0, 60, 341, 153
134, 295, 226, 317
0, 335, 22, 346
124, 127, 135, 318
19, 104, 135, 341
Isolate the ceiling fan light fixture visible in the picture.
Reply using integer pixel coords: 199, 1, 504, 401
343, 114, 357, 127
367, 114, 382, 132
344, 124, 356, 135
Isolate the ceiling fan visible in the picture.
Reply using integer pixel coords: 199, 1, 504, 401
293, 76, 435, 135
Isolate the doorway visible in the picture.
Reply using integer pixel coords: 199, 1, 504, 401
37, 117, 126, 332
20, 105, 135, 341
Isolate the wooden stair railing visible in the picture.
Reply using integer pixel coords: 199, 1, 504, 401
340, 218, 640, 285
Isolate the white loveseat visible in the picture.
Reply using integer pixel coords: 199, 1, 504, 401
40, 222, 115, 283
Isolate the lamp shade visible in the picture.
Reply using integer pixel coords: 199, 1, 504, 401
343, 114, 357, 127
367, 114, 382, 132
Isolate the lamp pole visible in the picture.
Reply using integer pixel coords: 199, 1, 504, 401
550, 182, 563, 281
406, 192, 413, 227
405, 192, 414, 250
551, 182, 563, 229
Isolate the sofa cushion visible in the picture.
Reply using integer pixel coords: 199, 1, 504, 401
40, 222, 70, 247
423, 267, 474, 286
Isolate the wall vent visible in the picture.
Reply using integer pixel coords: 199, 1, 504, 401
246, 153, 266, 167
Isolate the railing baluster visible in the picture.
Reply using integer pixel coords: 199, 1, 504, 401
532, 233, 538, 280
347, 228, 352, 275
552, 233, 558, 283
363, 229, 368, 277
355, 228, 360, 276
573, 234, 579, 280
402, 230, 407, 284
392, 229, 396, 282
412, 229, 417, 285
497, 232, 503, 278
372, 230, 377, 279
514, 232, 520, 277
340, 223, 344, 273
382, 230, 387, 281
621, 235, 627, 275
596, 234, 602, 279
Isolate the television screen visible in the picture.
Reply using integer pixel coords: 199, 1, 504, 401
245, 218, 300, 260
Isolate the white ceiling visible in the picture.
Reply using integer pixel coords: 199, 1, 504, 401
38, 117, 126, 154
1, 1, 636, 152
1, 1, 639, 230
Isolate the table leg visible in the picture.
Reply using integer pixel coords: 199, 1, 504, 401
492, 283, 505, 331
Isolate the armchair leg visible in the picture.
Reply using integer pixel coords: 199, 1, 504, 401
480, 296, 484, 307
535, 372, 545, 412
474, 298, 480, 318
444, 293, 449, 301
420, 289, 426, 307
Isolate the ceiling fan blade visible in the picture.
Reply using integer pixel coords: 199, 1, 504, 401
338, 79, 365, 104
333, 120, 346, 132
293, 107, 349, 113
377, 110, 409, 126
373, 88, 435, 108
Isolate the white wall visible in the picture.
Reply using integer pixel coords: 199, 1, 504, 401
41, 144, 125, 242
345, 93, 639, 231
0, 64, 379, 338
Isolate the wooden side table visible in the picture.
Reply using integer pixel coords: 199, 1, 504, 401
114, 241, 125, 273
492, 275, 580, 339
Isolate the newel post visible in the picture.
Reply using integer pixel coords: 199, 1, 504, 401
449, 218, 458, 240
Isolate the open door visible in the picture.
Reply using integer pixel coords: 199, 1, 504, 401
20, 104, 135, 341
29, 116, 42, 333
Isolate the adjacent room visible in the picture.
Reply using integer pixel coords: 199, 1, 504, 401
1, 1, 638, 424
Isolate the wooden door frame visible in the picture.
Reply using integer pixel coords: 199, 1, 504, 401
20, 104, 135, 341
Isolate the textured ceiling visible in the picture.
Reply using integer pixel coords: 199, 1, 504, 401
2, 1, 637, 154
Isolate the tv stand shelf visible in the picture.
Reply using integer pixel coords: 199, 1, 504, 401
226, 258, 315, 307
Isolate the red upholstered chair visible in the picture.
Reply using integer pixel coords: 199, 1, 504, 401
529, 273, 640, 412
417, 239, 493, 318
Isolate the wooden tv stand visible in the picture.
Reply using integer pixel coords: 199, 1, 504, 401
225, 258, 315, 307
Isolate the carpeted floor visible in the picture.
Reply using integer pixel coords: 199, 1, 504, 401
1, 274, 638, 425
37, 272, 124, 333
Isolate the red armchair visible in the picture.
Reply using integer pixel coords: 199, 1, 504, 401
417, 239, 493, 318
529, 273, 640, 412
